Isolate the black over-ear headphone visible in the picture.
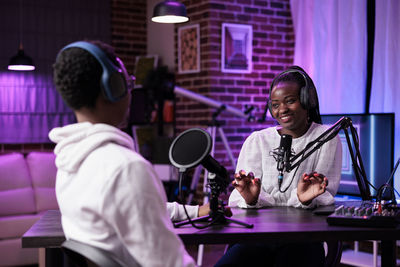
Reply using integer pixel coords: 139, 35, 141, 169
59, 41, 128, 102
267, 69, 317, 116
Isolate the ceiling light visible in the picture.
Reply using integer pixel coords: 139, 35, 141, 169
151, 0, 189, 24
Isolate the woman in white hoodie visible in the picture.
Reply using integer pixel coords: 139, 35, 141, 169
50, 40, 196, 267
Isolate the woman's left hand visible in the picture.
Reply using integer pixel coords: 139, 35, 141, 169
297, 172, 328, 205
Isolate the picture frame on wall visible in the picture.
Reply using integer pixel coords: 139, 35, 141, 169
134, 55, 158, 88
178, 24, 200, 74
221, 23, 253, 73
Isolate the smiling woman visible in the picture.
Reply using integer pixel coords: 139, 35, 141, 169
216, 66, 343, 267
269, 81, 309, 138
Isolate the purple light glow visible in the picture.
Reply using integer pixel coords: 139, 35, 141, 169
8, 65, 36, 71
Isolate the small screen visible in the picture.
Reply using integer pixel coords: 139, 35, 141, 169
321, 113, 394, 198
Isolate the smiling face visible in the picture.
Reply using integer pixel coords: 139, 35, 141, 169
270, 81, 309, 138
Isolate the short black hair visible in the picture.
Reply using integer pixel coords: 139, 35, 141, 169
53, 40, 118, 110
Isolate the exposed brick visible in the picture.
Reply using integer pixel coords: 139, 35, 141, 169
236, 80, 251, 86
237, 14, 252, 22
254, 32, 268, 39
254, 1, 269, 7
269, 33, 283, 40
254, 81, 267, 86
219, 79, 235, 85
220, 12, 235, 20
270, 17, 285, 24
226, 5, 242, 12
171, 0, 293, 185
237, 96, 251, 101
271, 1, 284, 9
270, 49, 283, 55
244, 7, 259, 14
261, 8, 274, 15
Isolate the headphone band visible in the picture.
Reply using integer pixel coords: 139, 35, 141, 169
269, 69, 309, 98
58, 41, 128, 102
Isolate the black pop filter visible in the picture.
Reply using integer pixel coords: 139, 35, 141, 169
169, 128, 212, 172
169, 128, 254, 229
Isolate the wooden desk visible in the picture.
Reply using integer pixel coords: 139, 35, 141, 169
22, 208, 400, 266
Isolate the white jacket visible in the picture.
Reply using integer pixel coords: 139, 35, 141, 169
49, 122, 195, 267
229, 122, 342, 209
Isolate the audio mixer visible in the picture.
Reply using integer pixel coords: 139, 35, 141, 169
326, 202, 400, 228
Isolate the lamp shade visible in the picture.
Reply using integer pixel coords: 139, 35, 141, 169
8, 45, 35, 71
151, 0, 189, 23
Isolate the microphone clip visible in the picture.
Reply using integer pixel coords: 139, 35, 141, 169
269, 148, 294, 173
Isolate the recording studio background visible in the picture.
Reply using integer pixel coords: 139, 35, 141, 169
0, 0, 399, 200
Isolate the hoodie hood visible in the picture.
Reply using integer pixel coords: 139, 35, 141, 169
49, 122, 135, 173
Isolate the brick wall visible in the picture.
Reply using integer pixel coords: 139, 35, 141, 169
175, 0, 294, 172
111, 0, 148, 74
171, 0, 294, 202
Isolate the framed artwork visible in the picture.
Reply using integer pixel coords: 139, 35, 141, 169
221, 23, 253, 73
134, 55, 158, 88
178, 24, 200, 74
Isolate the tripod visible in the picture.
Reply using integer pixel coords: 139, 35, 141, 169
187, 107, 236, 204
174, 172, 254, 229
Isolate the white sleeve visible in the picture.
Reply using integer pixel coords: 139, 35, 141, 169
228, 133, 276, 208
313, 134, 342, 206
167, 202, 199, 222
104, 160, 196, 267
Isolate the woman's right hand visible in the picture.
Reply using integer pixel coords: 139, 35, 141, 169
232, 170, 261, 205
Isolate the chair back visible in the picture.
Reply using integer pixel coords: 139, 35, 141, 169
61, 239, 136, 267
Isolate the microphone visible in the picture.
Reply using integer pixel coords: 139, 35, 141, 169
169, 128, 230, 193
276, 134, 293, 187
201, 155, 230, 193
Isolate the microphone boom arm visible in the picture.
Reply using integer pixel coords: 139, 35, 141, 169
288, 117, 372, 200
174, 86, 254, 121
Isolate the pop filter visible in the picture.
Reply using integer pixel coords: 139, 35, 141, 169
169, 128, 212, 172
169, 128, 254, 229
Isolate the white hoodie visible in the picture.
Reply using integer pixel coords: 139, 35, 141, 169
49, 122, 195, 267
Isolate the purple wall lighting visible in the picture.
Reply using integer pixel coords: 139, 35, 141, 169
0, 72, 74, 144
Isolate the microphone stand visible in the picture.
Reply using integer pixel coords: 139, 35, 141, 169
174, 172, 253, 228
286, 117, 372, 201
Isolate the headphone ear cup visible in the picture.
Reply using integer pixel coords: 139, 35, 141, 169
299, 85, 309, 110
102, 71, 128, 102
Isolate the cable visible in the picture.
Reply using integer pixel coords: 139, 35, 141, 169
279, 150, 303, 193
175, 172, 217, 229
380, 157, 400, 199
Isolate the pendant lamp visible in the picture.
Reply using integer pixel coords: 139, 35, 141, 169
8, 0, 35, 71
151, 0, 189, 24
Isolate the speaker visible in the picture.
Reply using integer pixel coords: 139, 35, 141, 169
268, 69, 317, 116
60, 41, 128, 102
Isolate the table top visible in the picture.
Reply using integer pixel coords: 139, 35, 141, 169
175, 206, 400, 245
22, 207, 400, 248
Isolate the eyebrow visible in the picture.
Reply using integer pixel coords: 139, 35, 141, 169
270, 95, 298, 102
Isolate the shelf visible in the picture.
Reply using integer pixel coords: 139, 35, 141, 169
340, 241, 400, 267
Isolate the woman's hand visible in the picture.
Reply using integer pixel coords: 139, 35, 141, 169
232, 170, 261, 205
297, 172, 328, 205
